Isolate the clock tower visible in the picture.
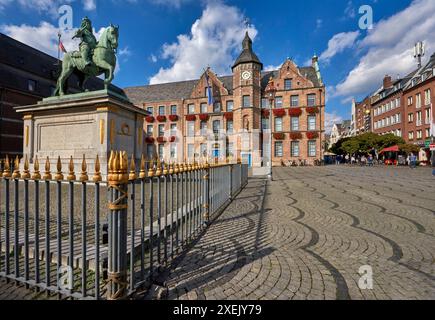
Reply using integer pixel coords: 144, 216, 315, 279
232, 31, 263, 166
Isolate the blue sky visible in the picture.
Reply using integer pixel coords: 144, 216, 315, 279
1, 0, 434, 131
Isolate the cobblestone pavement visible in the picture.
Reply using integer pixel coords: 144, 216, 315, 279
162, 166, 435, 300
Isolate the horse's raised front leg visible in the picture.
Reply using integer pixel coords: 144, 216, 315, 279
98, 61, 114, 90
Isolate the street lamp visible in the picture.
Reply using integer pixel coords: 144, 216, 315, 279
265, 77, 277, 181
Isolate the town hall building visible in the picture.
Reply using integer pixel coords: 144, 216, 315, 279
125, 32, 325, 167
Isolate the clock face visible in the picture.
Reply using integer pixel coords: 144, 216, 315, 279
242, 71, 252, 80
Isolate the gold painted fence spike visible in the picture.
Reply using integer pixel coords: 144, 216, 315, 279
12, 156, 21, 179
139, 154, 146, 179
93, 155, 102, 182
163, 161, 169, 175
32, 156, 42, 180
3, 155, 11, 178
79, 154, 89, 182
21, 155, 31, 179
129, 154, 137, 181
67, 156, 76, 181
53, 156, 62, 181
44, 157, 52, 180
147, 157, 155, 178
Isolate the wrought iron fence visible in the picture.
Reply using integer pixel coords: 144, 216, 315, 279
0, 152, 248, 300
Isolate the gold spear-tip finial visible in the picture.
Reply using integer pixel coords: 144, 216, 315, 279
44, 157, 53, 180
147, 157, 155, 178
67, 156, 76, 181
32, 156, 42, 180
12, 156, 21, 179
139, 154, 146, 179
79, 154, 89, 182
21, 155, 31, 179
129, 154, 137, 181
3, 155, 11, 178
93, 154, 102, 182
54, 156, 63, 181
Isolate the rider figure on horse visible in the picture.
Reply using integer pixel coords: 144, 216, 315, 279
73, 17, 97, 67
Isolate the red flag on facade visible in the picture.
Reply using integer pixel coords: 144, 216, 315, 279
59, 40, 67, 53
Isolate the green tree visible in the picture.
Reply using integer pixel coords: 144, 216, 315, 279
399, 143, 420, 154
342, 140, 361, 155
376, 134, 405, 150
330, 137, 351, 154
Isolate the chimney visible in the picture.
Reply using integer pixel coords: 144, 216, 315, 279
383, 75, 392, 89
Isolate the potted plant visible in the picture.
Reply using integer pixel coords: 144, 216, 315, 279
290, 132, 302, 140
199, 114, 210, 121
156, 115, 167, 122
157, 137, 166, 143
224, 112, 233, 120
273, 109, 286, 117
145, 137, 155, 144
168, 115, 179, 121
262, 109, 270, 118
306, 132, 319, 139
288, 108, 302, 117
169, 136, 176, 143
185, 114, 197, 121
306, 107, 319, 114
273, 132, 285, 140
145, 116, 155, 123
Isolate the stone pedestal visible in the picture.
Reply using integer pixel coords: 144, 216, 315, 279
15, 90, 148, 180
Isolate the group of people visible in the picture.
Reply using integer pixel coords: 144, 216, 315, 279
334, 151, 435, 175
335, 154, 375, 166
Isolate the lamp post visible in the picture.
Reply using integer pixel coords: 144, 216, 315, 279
265, 77, 277, 181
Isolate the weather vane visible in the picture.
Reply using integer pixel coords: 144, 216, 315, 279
244, 18, 250, 29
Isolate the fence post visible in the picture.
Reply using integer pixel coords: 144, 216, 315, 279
203, 160, 210, 224
229, 164, 233, 200
107, 151, 129, 300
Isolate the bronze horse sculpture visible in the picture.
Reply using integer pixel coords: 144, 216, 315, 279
53, 24, 119, 96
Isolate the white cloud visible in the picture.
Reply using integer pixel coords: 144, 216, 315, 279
0, 0, 93, 13
149, 54, 158, 63
0, 21, 106, 58
264, 64, 282, 72
316, 19, 323, 30
325, 112, 344, 134
334, 0, 435, 100
148, 0, 192, 9
344, 1, 356, 19
149, 1, 257, 84
319, 31, 360, 62
82, 0, 96, 11
118, 46, 132, 61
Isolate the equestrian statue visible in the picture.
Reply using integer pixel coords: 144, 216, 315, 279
53, 17, 119, 96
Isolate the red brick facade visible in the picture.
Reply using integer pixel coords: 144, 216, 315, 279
125, 33, 325, 167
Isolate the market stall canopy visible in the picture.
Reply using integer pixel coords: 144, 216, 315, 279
324, 152, 337, 156
380, 145, 399, 154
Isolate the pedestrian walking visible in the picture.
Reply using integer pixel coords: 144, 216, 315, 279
368, 155, 374, 167
409, 153, 417, 169
431, 151, 435, 176
361, 155, 367, 166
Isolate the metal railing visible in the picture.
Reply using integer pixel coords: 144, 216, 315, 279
0, 152, 248, 300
